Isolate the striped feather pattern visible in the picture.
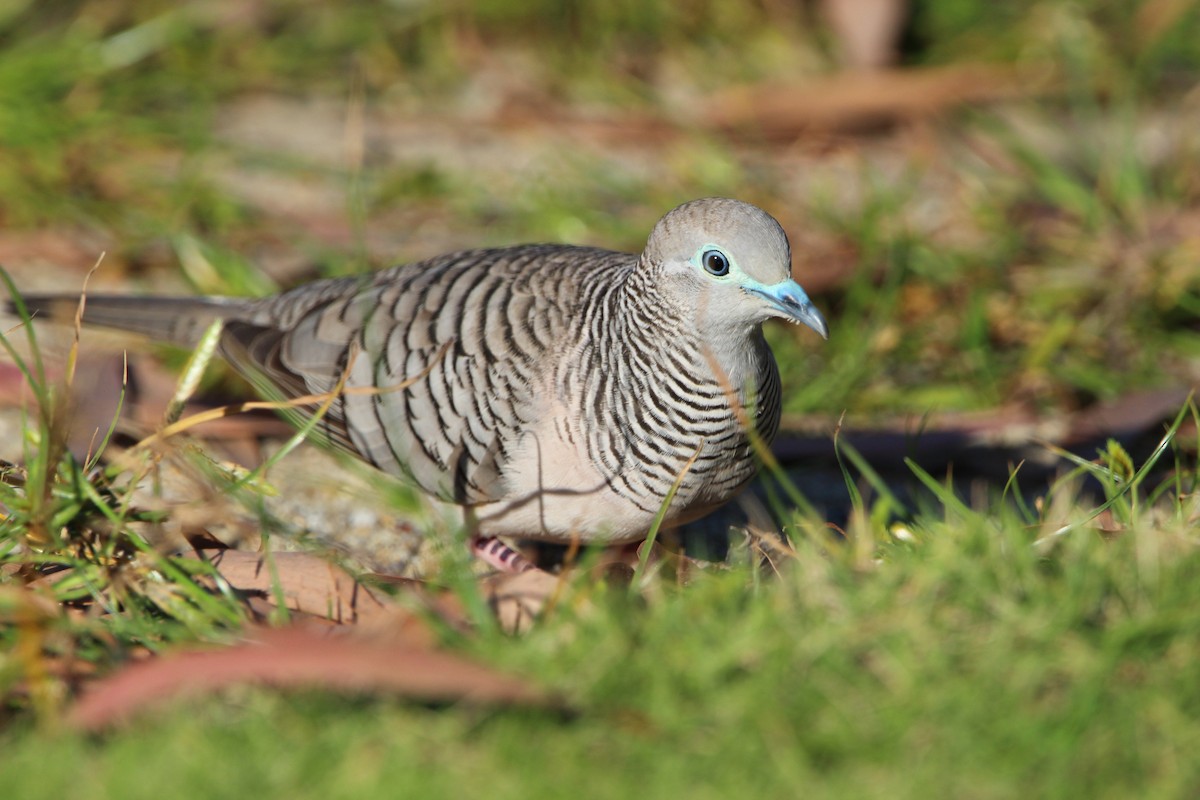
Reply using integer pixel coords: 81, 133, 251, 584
14, 198, 823, 544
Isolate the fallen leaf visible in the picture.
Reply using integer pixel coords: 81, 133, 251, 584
67, 625, 548, 731
774, 387, 1194, 483
703, 65, 1037, 138
483, 569, 564, 635
1059, 388, 1194, 448
205, 549, 395, 627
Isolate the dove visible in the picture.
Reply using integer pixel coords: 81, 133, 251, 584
13, 198, 828, 571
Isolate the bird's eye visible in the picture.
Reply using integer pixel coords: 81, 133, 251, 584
701, 249, 730, 277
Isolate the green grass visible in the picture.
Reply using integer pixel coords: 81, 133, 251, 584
3, 466, 1200, 798
3, 1, 1200, 797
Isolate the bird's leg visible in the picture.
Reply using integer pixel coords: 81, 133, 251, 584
462, 508, 534, 573
470, 536, 535, 573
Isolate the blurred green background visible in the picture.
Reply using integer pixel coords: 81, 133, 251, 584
4, 0, 1199, 423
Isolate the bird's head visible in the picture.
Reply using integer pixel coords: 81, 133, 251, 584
642, 198, 828, 340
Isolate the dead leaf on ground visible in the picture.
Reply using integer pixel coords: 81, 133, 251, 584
67, 625, 550, 731
703, 65, 1039, 138
483, 568, 563, 634
775, 386, 1195, 485
205, 549, 397, 627
1059, 388, 1194, 448
202, 550, 486, 648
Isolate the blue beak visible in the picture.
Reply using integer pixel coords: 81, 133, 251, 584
749, 280, 829, 339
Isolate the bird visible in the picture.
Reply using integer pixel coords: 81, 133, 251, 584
12, 198, 828, 571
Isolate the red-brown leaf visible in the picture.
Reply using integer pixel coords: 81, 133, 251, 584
206, 550, 396, 627
67, 625, 547, 731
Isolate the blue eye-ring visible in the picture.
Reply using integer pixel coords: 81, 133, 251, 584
701, 249, 730, 277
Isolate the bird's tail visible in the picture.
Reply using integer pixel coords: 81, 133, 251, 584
7, 293, 254, 348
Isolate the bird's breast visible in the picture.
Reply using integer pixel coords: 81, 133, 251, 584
475, 330, 775, 541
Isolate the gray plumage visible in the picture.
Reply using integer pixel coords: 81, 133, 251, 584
16, 198, 828, 544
